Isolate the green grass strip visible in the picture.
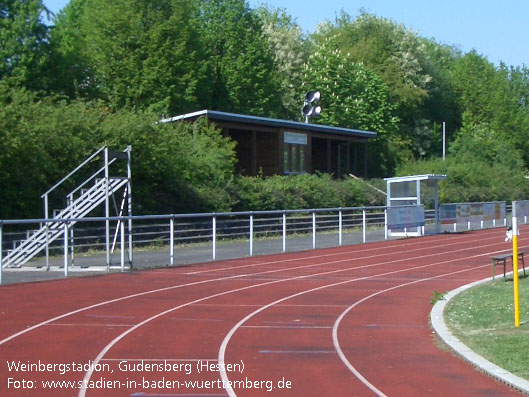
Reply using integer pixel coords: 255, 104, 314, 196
444, 274, 529, 379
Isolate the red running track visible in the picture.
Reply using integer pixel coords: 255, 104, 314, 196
0, 226, 526, 396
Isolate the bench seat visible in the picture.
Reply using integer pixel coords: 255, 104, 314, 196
491, 251, 526, 280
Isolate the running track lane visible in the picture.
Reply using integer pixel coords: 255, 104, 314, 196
0, 227, 525, 396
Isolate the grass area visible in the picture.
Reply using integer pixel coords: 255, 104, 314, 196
444, 274, 529, 379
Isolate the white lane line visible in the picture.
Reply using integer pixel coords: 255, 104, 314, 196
331, 264, 489, 397
45, 323, 134, 327
80, 243, 510, 396
85, 314, 136, 319
184, 231, 498, 275
101, 358, 216, 362
242, 326, 332, 329
259, 350, 335, 354
1, 232, 503, 347
219, 247, 504, 397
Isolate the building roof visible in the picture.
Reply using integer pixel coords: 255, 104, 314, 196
161, 109, 377, 139
384, 174, 447, 183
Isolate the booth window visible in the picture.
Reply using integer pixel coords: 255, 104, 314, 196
284, 132, 307, 174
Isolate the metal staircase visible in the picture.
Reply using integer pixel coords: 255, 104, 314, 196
2, 146, 132, 270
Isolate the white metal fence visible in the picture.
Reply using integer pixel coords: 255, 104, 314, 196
0, 203, 514, 285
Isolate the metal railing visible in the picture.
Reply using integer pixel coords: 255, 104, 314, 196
0, 202, 514, 285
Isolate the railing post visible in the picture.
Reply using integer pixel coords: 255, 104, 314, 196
44, 195, 50, 270
104, 146, 110, 270
362, 209, 366, 243
282, 212, 286, 253
70, 225, 75, 266
338, 209, 343, 246
169, 216, 174, 266
0, 223, 3, 285
249, 214, 254, 257
212, 215, 217, 260
384, 208, 388, 240
127, 146, 133, 266
312, 211, 316, 249
63, 222, 68, 278
120, 220, 125, 272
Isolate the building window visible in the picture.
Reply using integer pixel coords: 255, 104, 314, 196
283, 132, 307, 175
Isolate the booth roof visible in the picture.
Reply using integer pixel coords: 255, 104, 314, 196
161, 109, 377, 140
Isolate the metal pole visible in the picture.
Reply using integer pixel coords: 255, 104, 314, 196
416, 180, 422, 236
249, 214, 254, 257
127, 146, 133, 266
338, 210, 343, 246
442, 121, 446, 161
282, 212, 286, 253
104, 146, 110, 270
120, 220, 125, 272
63, 223, 68, 278
512, 201, 520, 327
312, 211, 316, 249
362, 209, 366, 243
434, 182, 440, 234
169, 217, 174, 266
384, 209, 388, 240
212, 215, 216, 260
70, 225, 75, 266
45, 195, 50, 271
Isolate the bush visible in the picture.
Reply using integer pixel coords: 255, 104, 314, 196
0, 86, 237, 218
231, 173, 385, 211
396, 157, 529, 203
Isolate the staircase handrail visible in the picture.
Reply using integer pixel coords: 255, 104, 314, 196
67, 158, 118, 201
41, 146, 107, 199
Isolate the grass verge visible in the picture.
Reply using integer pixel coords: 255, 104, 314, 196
444, 274, 529, 379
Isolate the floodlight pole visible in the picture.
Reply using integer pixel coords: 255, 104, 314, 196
442, 122, 446, 161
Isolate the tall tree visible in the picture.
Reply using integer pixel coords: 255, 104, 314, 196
256, 5, 308, 119
48, 0, 93, 98
195, 0, 283, 117
302, 38, 401, 175
68, 0, 202, 114
312, 11, 448, 158
0, 0, 51, 90
450, 51, 529, 162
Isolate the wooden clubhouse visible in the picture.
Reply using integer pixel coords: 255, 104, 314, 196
162, 110, 377, 178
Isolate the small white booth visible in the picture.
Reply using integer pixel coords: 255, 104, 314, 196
385, 174, 446, 237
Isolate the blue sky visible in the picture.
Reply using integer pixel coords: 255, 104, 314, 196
43, 0, 528, 67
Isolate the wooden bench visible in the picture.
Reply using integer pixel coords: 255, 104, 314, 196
492, 251, 526, 280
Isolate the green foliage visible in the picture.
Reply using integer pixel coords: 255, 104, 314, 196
0, 0, 51, 90
450, 52, 529, 163
301, 38, 402, 175
256, 5, 309, 118
0, 86, 237, 218
231, 173, 385, 211
4, 2, 529, 218
82, 0, 200, 112
396, 121, 529, 203
196, 0, 283, 117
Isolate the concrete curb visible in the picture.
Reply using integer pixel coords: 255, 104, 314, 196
430, 272, 529, 395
